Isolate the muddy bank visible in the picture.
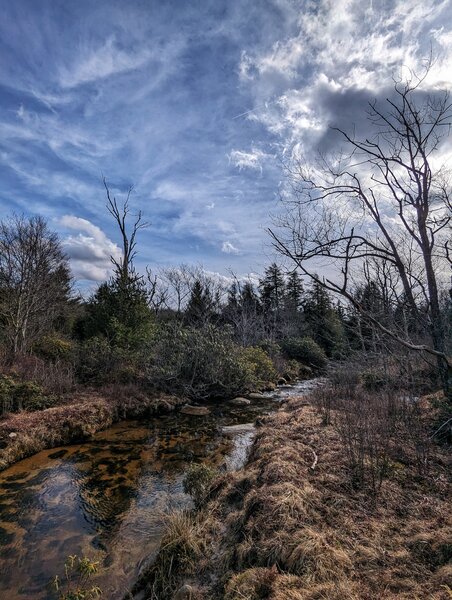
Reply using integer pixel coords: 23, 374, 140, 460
0, 387, 183, 471
138, 391, 451, 600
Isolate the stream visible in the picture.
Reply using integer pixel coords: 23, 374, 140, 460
0, 380, 320, 600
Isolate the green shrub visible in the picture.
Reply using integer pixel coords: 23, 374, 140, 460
282, 359, 301, 382
183, 463, 217, 508
148, 324, 254, 399
281, 336, 327, 370
34, 335, 74, 362
361, 370, 385, 391
75, 336, 128, 385
0, 374, 15, 415
240, 346, 277, 389
0, 375, 56, 414
14, 381, 56, 411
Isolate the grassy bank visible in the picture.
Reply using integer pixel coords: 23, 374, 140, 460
137, 386, 452, 600
0, 386, 183, 471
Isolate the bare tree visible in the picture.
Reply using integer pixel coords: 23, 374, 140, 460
0, 215, 71, 355
269, 75, 452, 397
103, 177, 149, 280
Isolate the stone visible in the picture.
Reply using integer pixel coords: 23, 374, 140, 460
180, 405, 210, 416
8, 432, 18, 439
229, 397, 251, 406
222, 423, 255, 434
263, 382, 277, 391
248, 392, 265, 400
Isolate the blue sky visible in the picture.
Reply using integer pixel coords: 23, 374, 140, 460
1, 0, 451, 291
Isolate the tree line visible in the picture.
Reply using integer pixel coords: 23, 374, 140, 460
0, 71, 450, 407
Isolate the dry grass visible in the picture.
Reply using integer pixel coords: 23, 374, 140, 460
0, 386, 183, 470
141, 388, 452, 600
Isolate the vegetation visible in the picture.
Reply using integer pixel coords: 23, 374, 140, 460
270, 77, 452, 400
139, 375, 452, 600
183, 463, 217, 508
52, 554, 102, 600
0, 72, 450, 600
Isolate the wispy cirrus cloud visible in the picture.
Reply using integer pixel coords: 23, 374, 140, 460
221, 240, 240, 254
0, 0, 451, 291
228, 147, 270, 173
59, 36, 152, 89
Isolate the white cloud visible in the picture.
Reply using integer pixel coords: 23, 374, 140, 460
59, 35, 151, 88
238, 0, 452, 156
222, 241, 240, 254
59, 215, 121, 282
229, 147, 269, 172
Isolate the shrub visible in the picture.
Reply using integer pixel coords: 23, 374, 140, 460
240, 346, 277, 389
75, 336, 130, 385
361, 370, 385, 391
282, 359, 301, 382
281, 337, 327, 370
148, 324, 254, 399
14, 381, 56, 411
0, 375, 56, 415
0, 374, 15, 415
34, 335, 74, 363
183, 463, 217, 508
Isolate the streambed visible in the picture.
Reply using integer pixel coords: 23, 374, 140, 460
0, 380, 319, 599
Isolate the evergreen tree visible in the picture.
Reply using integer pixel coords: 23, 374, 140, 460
284, 271, 303, 313
259, 263, 286, 338
185, 279, 215, 326
259, 263, 286, 312
80, 267, 153, 348
302, 280, 344, 357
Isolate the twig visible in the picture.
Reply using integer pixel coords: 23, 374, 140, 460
430, 417, 452, 439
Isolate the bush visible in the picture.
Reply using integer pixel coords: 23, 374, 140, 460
240, 346, 277, 389
148, 324, 255, 399
0, 375, 56, 415
75, 336, 131, 385
282, 359, 302, 382
361, 370, 385, 391
0, 374, 15, 415
281, 337, 327, 370
33, 335, 74, 363
14, 381, 56, 411
183, 463, 217, 508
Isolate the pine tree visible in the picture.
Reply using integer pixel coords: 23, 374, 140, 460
259, 263, 286, 312
285, 271, 303, 313
185, 279, 215, 326
259, 263, 286, 338
303, 280, 344, 357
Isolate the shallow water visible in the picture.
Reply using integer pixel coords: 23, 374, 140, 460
0, 381, 318, 600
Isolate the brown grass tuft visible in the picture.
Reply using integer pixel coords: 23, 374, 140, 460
141, 385, 452, 600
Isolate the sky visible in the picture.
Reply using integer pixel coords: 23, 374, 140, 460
1, 0, 451, 292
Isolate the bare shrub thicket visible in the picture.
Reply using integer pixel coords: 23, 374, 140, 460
311, 375, 434, 496
0, 353, 75, 396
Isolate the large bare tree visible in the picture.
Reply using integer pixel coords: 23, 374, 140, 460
269, 76, 452, 397
0, 215, 71, 355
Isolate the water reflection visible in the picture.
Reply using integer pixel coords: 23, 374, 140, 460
0, 383, 316, 599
